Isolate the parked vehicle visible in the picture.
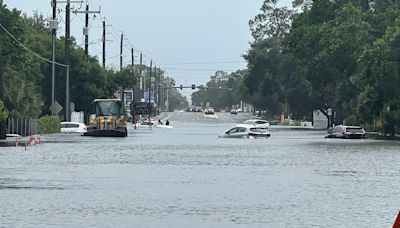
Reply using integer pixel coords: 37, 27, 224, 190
60, 122, 87, 133
187, 106, 202, 112
204, 107, 215, 115
230, 109, 237, 115
325, 125, 367, 139
243, 119, 270, 129
219, 124, 271, 139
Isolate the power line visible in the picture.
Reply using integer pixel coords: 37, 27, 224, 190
160, 61, 245, 66
0, 23, 68, 67
163, 67, 237, 72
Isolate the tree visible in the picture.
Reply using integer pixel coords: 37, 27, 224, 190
191, 71, 243, 110
1, 3, 123, 120
249, 0, 295, 40
168, 89, 189, 112
0, 100, 8, 121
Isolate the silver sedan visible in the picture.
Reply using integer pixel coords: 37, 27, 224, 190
220, 124, 271, 139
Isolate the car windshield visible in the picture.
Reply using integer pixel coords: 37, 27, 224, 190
96, 101, 122, 116
227, 128, 238, 134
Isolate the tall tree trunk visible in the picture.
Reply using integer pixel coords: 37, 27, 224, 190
0, 48, 7, 139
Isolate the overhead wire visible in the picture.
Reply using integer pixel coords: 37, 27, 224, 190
48, 0, 241, 83
0, 23, 68, 67
160, 60, 245, 66
163, 67, 237, 72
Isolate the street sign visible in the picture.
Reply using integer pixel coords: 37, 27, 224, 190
50, 100, 63, 114
327, 108, 333, 116
70, 102, 75, 112
313, 110, 328, 129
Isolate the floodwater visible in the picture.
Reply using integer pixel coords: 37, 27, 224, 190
1, 112, 400, 227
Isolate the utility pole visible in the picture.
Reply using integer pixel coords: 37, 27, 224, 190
120, 32, 125, 112
0, 48, 6, 139
148, 60, 152, 118
120, 33, 123, 71
154, 64, 156, 108
131, 48, 135, 100
72, 3, 100, 57
140, 53, 143, 101
84, 3, 89, 56
64, 0, 71, 121
131, 47, 140, 103
157, 68, 161, 115
131, 48, 134, 69
154, 65, 158, 115
166, 78, 169, 112
50, 0, 57, 114
102, 18, 106, 68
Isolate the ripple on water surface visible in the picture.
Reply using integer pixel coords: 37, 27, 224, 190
1, 118, 400, 227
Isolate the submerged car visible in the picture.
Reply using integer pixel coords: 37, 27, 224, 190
243, 119, 270, 129
60, 122, 87, 133
325, 125, 367, 139
220, 124, 271, 139
204, 107, 215, 115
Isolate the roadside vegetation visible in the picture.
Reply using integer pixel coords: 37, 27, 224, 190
1, 1, 400, 136
0, 0, 187, 124
192, 0, 400, 136
38, 115, 60, 134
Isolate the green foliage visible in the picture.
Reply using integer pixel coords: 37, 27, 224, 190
0, 100, 8, 121
249, 0, 295, 40
168, 89, 189, 111
112, 67, 137, 89
191, 70, 244, 110
243, 37, 313, 119
245, 0, 400, 132
38, 115, 60, 134
0, 3, 127, 120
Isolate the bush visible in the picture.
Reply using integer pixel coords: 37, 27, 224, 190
343, 115, 358, 126
38, 115, 60, 134
0, 100, 8, 121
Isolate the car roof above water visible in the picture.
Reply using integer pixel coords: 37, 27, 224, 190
243, 119, 268, 123
235, 124, 267, 129
335, 125, 363, 129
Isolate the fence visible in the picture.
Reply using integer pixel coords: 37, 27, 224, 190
6, 118, 39, 137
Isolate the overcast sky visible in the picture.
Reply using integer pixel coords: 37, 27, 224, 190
3, 0, 291, 100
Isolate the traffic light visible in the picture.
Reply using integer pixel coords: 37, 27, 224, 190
191, 84, 196, 90
180, 84, 183, 90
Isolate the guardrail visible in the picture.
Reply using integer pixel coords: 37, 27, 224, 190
6, 118, 38, 137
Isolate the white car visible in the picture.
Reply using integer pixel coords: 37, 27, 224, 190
243, 119, 270, 129
60, 122, 87, 133
220, 124, 271, 139
326, 125, 367, 139
204, 107, 215, 115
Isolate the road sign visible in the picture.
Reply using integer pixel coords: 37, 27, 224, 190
50, 100, 63, 114
313, 110, 328, 129
327, 108, 333, 116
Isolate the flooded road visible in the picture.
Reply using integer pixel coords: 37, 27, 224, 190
1, 112, 400, 227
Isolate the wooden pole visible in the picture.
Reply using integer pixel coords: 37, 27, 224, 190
0, 48, 6, 139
